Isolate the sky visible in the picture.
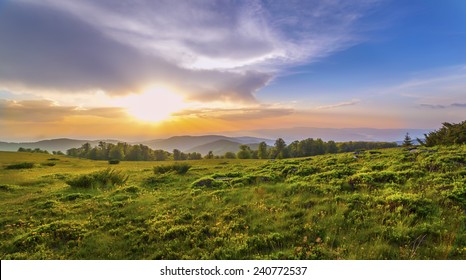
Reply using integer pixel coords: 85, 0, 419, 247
0, 0, 465, 141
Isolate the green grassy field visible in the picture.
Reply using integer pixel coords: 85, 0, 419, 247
0, 146, 465, 260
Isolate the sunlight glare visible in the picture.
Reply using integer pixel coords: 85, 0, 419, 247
114, 86, 187, 122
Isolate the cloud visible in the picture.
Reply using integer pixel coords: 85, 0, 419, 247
315, 100, 360, 110
419, 103, 466, 109
0, 0, 379, 103
419, 104, 446, 109
173, 106, 294, 121
0, 99, 127, 122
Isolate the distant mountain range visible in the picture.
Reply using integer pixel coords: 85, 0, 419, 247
186, 139, 261, 155
0, 135, 271, 155
0, 138, 121, 153
138, 135, 272, 152
0, 127, 433, 155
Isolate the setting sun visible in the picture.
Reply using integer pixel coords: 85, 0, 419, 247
112, 86, 187, 123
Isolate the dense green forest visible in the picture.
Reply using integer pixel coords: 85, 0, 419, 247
64, 139, 397, 161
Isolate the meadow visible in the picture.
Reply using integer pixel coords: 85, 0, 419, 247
0, 145, 465, 260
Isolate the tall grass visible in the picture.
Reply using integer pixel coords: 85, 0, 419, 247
66, 168, 128, 189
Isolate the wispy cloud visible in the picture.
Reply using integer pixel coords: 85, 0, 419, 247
420, 103, 466, 109
419, 104, 446, 109
315, 100, 360, 110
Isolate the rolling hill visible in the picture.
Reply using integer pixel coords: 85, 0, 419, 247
186, 139, 261, 155
0, 136, 271, 153
139, 135, 271, 152
0, 138, 120, 153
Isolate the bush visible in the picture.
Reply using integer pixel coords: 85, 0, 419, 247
5, 162, 34, 169
66, 168, 128, 189
108, 159, 120, 165
154, 163, 191, 175
191, 177, 225, 189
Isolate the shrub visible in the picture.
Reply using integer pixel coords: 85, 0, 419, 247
153, 165, 171, 174
41, 162, 56, 167
5, 162, 34, 169
66, 168, 128, 189
154, 163, 191, 175
191, 177, 225, 189
108, 159, 120, 165
172, 163, 191, 174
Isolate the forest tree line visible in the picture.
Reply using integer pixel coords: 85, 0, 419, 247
64, 138, 397, 161
66, 142, 202, 161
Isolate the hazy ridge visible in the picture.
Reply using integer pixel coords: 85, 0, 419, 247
0, 127, 432, 154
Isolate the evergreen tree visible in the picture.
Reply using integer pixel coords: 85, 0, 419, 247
402, 133, 413, 147
423, 120, 466, 146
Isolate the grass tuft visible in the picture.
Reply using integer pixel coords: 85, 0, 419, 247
66, 168, 128, 189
